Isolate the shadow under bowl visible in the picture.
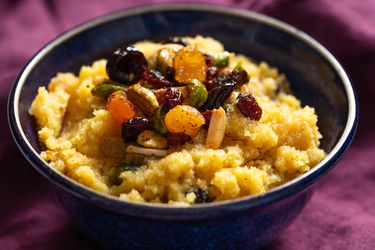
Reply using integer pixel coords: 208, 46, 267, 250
8, 4, 358, 250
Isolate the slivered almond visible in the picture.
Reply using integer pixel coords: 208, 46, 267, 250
126, 145, 168, 157
205, 107, 227, 149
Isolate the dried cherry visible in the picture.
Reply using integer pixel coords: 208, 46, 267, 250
236, 93, 262, 120
167, 133, 191, 146
142, 69, 172, 88
161, 88, 183, 111
106, 45, 147, 84
121, 117, 153, 142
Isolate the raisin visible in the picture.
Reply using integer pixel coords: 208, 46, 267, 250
161, 88, 183, 112
121, 117, 153, 142
191, 188, 214, 203
142, 69, 172, 88
106, 45, 147, 84
167, 133, 191, 146
200, 69, 250, 111
201, 110, 212, 129
200, 77, 236, 110
236, 93, 262, 120
162, 36, 189, 46
231, 70, 249, 85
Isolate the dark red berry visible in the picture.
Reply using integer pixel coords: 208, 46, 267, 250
106, 45, 147, 84
162, 36, 189, 46
167, 133, 191, 146
204, 54, 213, 66
231, 70, 249, 85
236, 93, 262, 120
201, 110, 212, 129
162, 88, 183, 111
121, 117, 153, 142
142, 69, 172, 88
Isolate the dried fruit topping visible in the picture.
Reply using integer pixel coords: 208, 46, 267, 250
236, 93, 262, 120
106, 45, 147, 84
200, 70, 250, 111
231, 69, 249, 85
200, 77, 236, 111
206, 66, 219, 82
186, 79, 208, 108
126, 83, 160, 117
142, 69, 172, 88
91, 81, 126, 99
204, 54, 213, 66
162, 36, 189, 46
212, 51, 230, 68
164, 105, 205, 136
201, 110, 212, 129
121, 117, 153, 142
174, 49, 207, 83
167, 133, 191, 146
107, 91, 137, 124
161, 88, 183, 112
190, 188, 214, 203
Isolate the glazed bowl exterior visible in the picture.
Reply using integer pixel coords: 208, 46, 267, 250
8, 4, 358, 250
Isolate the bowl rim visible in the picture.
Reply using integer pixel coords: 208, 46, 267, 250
8, 3, 358, 219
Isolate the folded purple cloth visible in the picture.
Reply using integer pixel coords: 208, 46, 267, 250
1, 0, 374, 249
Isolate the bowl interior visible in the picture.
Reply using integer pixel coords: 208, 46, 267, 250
17, 8, 348, 156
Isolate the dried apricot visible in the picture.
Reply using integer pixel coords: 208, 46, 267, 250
107, 91, 137, 124
164, 105, 205, 136
173, 49, 207, 83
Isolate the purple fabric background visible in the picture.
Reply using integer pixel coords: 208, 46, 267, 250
1, 0, 374, 249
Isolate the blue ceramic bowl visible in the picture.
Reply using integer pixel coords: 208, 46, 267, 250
8, 4, 358, 250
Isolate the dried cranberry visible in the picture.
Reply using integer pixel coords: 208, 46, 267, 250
106, 45, 147, 84
204, 54, 213, 66
142, 69, 172, 88
161, 88, 183, 111
236, 93, 262, 120
167, 133, 191, 146
121, 117, 153, 142
162, 36, 189, 46
201, 110, 212, 129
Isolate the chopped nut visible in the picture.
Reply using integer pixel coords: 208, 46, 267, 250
205, 107, 227, 149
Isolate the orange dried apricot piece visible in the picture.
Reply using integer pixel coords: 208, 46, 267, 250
107, 91, 137, 124
164, 105, 205, 136
173, 49, 207, 83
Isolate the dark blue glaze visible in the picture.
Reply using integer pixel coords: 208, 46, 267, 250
8, 4, 358, 250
